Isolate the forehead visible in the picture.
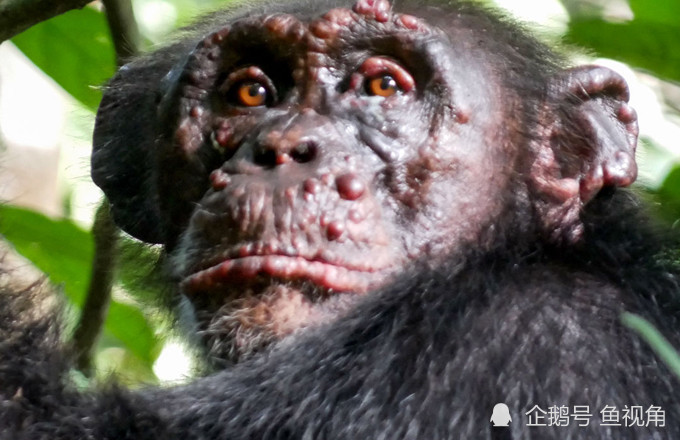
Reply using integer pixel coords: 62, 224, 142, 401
207, 1, 479, 58
196, 1, 499, 90
168, 0, 507, 131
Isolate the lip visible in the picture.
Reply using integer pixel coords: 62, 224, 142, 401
181, 255, 388, 295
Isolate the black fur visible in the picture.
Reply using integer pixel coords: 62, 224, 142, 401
2, 191, 680, 439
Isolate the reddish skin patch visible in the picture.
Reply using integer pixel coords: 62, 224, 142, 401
213, 124, 233, 148
326, 221, 345, 241
353, 0, 392, 23
551, 66, 638, 201
618, 103, 637, 124
319, 214, 330, 227
350, 57, 415, 93
323, 8, 355, 27
310, 20, 338, 39
175, 120, 203, 154
190, 106, 203, 118
276, 154, 291, 165
348, 209, 364, 223
261, 288, 330, 339
183, 255, 385, 294
264, 15, 294, 34
211, 28, 228, 44
220, 66, 274, 98
263, 14, 307, 44
303, 178, 321, 195
399, 14, 424, 30
237, 245, 251, 257
209, 170, 230, 190
321, 173, 334, 186
336, 173, 365, 201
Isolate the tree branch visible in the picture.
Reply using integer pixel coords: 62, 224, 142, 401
0, 0, 93, 43
72, 200, 119, 374
102, 0, 141, 62
71, 0, 141, 376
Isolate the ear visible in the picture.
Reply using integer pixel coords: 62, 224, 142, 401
92, 40, 192, 245
530, 65, 639, 242
93, 34, 226, 246
92, 62, 164, 244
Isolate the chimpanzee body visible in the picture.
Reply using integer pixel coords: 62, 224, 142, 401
2, 0, 680, 438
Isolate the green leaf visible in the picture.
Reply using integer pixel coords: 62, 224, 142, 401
117, 238, 164, 304
652, 165, 680, 224
622, 313, 680, 379
628, 0, 680, 26
565, 19, 680, 83
658, 166, 680, 202
11, 7, 116, 112
0, 205, 160, 367
0, 205, 93, 304
107, 301, 161, 365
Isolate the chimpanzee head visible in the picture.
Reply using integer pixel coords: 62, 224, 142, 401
92, 0, 638, 363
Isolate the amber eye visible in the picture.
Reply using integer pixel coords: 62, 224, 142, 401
367, 75, 399, 97
236, 81, 268, 107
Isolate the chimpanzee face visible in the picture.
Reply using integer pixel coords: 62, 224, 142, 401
154, 7, 515, 360
94, 0, 638, 364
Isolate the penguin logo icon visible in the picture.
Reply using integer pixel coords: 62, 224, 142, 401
490, 403, 512, 427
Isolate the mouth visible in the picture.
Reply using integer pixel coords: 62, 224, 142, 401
181, 254, 389, 295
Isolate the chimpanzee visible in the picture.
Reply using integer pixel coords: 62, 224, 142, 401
2, 0, 680, 438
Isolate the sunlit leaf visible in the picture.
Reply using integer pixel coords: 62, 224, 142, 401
622, 313, 680, 379
565, 19, 680, 83
0, 205, 160, 369
654, 166, 680, 224
11, 7, 115, 112
628, 0, 680, 26
0, 205, 93, 304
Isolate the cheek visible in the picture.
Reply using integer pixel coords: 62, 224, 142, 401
419, 176, 504, 255
400, 133, 513, 258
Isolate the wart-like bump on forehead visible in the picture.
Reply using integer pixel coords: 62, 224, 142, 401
175, 118, 204, 154
210, 27, 229, 45
307, 52, 327, 69
353, 0, 392, 23
309, 8, 355, 50
398, 14, 426, 31
264, 14, 307, 43
323, 8, 355, 27
309, 20, 340, 40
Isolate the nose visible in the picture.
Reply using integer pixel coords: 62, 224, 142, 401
252, 138, 319, 168
237, 111, 327, 169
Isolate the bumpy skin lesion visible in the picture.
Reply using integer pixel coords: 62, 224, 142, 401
2, 0, 680, 439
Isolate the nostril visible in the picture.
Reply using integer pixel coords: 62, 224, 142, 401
253, 149, 278, 168
291, 142, 317, 164
253, 142, 318, 167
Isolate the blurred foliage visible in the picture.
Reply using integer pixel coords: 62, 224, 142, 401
1, 0, 680, 384
623, 313, 680, 379
11, 7, 116, 112
564, 0, 680, 82
560, 0, 680, 224
9, 0, 234, 112
141, 0, 235, 30
656, 166, 680, 225
0, 205, 163, 383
